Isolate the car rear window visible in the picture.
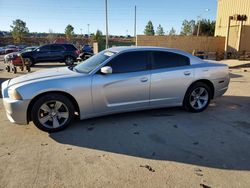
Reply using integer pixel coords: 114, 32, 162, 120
152, 51, 190, 69
64, 44, 77, 51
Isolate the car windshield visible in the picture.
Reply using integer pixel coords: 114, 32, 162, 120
74, 51, 115, 73
21, 47, 36, 53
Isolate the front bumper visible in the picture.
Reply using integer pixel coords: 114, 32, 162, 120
3, 98, 30, 125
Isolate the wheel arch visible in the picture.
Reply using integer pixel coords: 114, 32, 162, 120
184, 79, 215, 103
27, 91, 80, 122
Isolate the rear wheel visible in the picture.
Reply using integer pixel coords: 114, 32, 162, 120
12, 67, 17, 74
183, 82, 211, 112
24, 58, 34, 66
31, 94, 75, 132
64, 56, 75, 66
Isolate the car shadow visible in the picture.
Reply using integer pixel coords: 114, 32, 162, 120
49, 95, 250, 171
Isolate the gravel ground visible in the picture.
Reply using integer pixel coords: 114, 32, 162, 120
0, 58, 250, 188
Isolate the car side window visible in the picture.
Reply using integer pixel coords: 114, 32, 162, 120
51, 45, 64, 51
106, 51, 148, 73
39, 45, 51, 52
152, 51, 190, 69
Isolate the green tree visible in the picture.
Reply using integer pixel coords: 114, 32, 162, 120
144, 21, 155, 36
180, 19, 195, 36
168, 27, 176, 36
65, 24, 74, 41
93, 29, 103, 43
194, 19, 215, 36
10, 19, 29, 44
156, 24, 165, 35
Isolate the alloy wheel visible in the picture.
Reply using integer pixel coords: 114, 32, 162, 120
38, 100, 69, 129
189, 87, 209, 110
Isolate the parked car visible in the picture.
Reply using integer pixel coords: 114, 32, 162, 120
4, 46, 38, 63
81, 44, 93, 54
1, 47, 230, 132
21, 44, 79, 66
0, 47, 5, 55
4, 45, 19, 54
77, 44, 94, 61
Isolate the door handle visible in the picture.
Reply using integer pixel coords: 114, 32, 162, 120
140, 77, 148, 82
184, 71, 191, 76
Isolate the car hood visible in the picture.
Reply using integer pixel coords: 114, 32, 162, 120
8, 67, 81, 87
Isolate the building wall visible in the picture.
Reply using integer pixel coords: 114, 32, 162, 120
136, 35, 225, 53
215, 0, 250, 51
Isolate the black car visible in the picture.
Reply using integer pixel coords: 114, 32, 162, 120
21, 44, 80, 66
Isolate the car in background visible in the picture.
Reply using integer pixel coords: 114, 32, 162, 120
4, 46, 38, 64
1, 47, 230, 132
81, 44, 93, 54
77, 44, 94, 61
21, 43, 79, 66
4, 45, 19, 54
0, 47, 5, 55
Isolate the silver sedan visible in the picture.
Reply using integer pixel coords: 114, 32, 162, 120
1, 47, 230, 132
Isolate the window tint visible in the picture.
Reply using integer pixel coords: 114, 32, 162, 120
152, 51, 190, 69
107, 51, 148, 73
39, 45, 50, 52
64, 44, 77, 51
51, 45, 65, 51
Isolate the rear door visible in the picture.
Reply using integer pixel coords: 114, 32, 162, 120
92, 51, 150, 114
150, 51, 194, 106
50, 45, 65, 61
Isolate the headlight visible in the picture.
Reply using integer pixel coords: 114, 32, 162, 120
8, 88, 23, 100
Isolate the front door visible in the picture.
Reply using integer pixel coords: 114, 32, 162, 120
92, 51, 150, 114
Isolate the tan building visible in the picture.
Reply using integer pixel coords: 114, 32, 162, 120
215, 0, 250, 52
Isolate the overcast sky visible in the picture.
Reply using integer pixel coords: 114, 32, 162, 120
0, 0, 217, 35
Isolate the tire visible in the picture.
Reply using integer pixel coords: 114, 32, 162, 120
26, 66, 31, 72
24, 58, 34, 67
183, 82, 212, 113
12, 67, 17, 74
64, 56, 75, 66
31, 94, 75, 132
5, 65, 10, 72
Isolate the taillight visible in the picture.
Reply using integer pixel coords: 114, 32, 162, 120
75, 50, 80, 55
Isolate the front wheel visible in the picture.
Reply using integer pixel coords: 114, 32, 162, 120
183, 82, 211, 113
31, 94, 75, 132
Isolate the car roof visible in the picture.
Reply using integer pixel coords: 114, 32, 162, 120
108, 46, 203, 64
109, 46, 190, 56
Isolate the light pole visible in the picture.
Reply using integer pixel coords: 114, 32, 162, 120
87, 24, 90, 37
105, 0, 109, 49
197, 9, 210, 37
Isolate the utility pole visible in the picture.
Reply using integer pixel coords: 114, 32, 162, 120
87, 24, 90, 37
134, 5, 137, 44
80, 28, 82, 35
105, 0, 109, 49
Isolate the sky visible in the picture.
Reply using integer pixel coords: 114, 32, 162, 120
0, 0, 217, 35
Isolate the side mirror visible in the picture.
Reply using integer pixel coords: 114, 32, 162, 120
101, 66, 112, 74
36, 48, 40, 52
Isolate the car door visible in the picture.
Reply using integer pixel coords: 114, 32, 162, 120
149, 51, 194, 106
50, 45, 65, 61
35, 45, 51, 62
92, 51, 150, 114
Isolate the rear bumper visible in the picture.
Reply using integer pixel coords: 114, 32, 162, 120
3, 98, 30, 125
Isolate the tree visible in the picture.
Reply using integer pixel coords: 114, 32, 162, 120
65, 24, 74, 41
10, 19, 29, 44
194, 19, 215, 36
180, 19, 196, 36
168, 27, 176, 36
144, 21, 155, 36
47, 29, 57, 43
156, 24, 165, 35
93, 30, 103, 43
